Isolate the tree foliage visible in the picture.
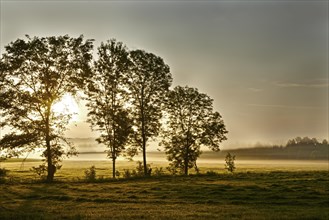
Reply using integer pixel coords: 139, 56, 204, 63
0, 35, 93, 182
0, 35, 232, 179
161, 86, 227, 175
225, 152, 236, 173
86, 39, 132, 178
127, 49, 172, 175
84, 165, 97, 182
286, 136, 328, 147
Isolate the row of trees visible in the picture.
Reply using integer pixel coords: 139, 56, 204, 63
286, 137, 328, 147
0, 35, 228, 182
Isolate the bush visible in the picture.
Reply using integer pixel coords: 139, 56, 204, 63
135, 161, 144, 177
31, 164, 47, 179
0, 168, 8, 177
206, 170, 218, 176
122, 162, 153, 179
166, 164, 179, 176
84, 165, 96, 182
134, 161, 151, 177
153, 167, 165, 176
97, 175, 105, 182
194, 163, 200, 175
0, 156, 7, 163
115, 170, 121, 178
225, 152, 236, 173
123, 169, 132, 178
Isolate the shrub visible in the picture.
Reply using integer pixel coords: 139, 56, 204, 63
97, 175, 105, 182
225, 152, 236, 173
206, 170, 218, 176
122, 162, 153, 179
166, 165, 179, 176
0, 168, 8, 177
123, 169, 131, 178
31, 164, 47, 179
0, 156, 6, 163
115, 170, 121, 178
135, 161, 152, 177
135, 161, 144, 177
84, 165, 96, 182
131, 170, 137, 177
194, 162, 200, 175
153, 167, 165, 176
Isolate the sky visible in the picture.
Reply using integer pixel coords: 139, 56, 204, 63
0, 0, 328, 149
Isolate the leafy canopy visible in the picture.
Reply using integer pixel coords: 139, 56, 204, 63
86, 39, 133, 178
161, 86, 227, 175
0, 35, 93, 180
127, 49, 172, 175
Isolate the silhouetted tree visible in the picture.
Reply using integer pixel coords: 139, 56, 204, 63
86, 39, 133, 179
295, 137, 303, 144
286, 136, 320, 147
0, 62, 15, 160
84, 165, 96, 182
286, 139, 296, 146
0, 35, 93, 182
225, 152, 236, 173
161, 86, 227, 175
127, 50, 172, 176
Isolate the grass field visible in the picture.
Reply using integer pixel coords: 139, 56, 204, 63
0, 159, 328, 219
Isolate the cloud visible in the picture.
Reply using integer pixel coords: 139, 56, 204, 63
248, 88, 262, 92
247, 103, 325, 110
274, 79, 329, 88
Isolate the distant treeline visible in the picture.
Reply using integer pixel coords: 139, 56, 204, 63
71, 136, 328, 160
223, 137, 328, 160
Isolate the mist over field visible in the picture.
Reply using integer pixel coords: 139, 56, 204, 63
1, 1, 328, 219
19, 137, 328, 161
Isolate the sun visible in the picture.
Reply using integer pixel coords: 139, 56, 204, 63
52, 94, 79, 122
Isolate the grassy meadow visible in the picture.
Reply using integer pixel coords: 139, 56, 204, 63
0, 157, 328, 219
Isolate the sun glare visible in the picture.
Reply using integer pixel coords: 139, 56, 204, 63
52, 94, 79, 122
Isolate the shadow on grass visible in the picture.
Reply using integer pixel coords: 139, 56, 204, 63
0, 171, 328, 219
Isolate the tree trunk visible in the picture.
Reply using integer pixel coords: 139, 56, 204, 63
112, 157, 116, 179
184, 145, 189, 175
46, 136, 54, 182
141, 121, 147, 176
140, 87, 148, 176
142, 130, 148, 176
45, 105, 54, 182
184, 158, 189, 175
111, 85, 117, 179
184, 131, 190, 175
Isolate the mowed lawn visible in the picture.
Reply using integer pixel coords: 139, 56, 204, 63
1, 169, 328, 219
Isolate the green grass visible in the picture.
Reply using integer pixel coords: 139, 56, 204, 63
1, 169, 328, 219
2, 157, 328, 182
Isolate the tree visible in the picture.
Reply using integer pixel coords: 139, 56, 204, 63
286, 136, 320, 147
286, 139, 296, 146
86, 39, 132, 179
0, 62, 18, 161
127, 50, 172, 176
224, 152, 236, 173
0, 35, 93, 182
161, 86, 228, 175
84, 165, 97, 182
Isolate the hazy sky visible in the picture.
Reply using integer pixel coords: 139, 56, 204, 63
0, 0, 328, 149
